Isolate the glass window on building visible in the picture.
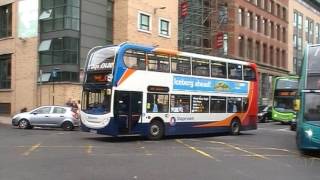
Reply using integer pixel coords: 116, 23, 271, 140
40, 0, 80, 32
159, 18, 170, 36
139, 12, 151, 32
0, 54, 11, 89
170, 94, 190, 113
0, 4, 12, 38
147, 93, 169, 113
298, 13, 303, 30
39, 37, 79, 66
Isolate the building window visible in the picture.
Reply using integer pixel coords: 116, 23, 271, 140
238, 35, 245, 57
40, 0, 80, 32
281, 50, 286, 68
263, 43, 267, 63
269, 46, 274, 65
159, 18, 170, 37
282, 7, 287, 21
316, 23, 320, 44
276, 24, 281, 41
248, 11, 254, 30
0, 4, 12, 38
276, 4, 281, 17
138, 12, 151, 32
0, 103, 10, 114
282, 27, 286, 43
0, 54, 11, 89
255, 41, 261, 62
247, 38, 253, 59
256, 15, 261, 32
276, 48, 280, 67
293, 12, 297, 27
270, 21, 274, 38
39, 37, 79, 66
238, 8, 245, 26
298, 13, 303, 30
263, 18, 268, 36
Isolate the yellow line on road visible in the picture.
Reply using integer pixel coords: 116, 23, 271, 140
208, 140, 270, 160
86, 145, 93, 154
176, 139, 219, 161
22, 143, 41, 156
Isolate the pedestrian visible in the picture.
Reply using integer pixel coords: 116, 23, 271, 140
66, 98, 72, 107
77, 100, 81, 114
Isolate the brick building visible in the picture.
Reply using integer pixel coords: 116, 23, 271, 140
179, 0, 289, 105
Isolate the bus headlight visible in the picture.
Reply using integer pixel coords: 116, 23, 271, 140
305, 129, 313, 138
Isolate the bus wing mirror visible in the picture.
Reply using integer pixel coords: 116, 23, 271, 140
293, 99, 300, 111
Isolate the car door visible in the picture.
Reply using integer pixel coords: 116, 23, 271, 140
29, 107, 52, 126
49, 107, 67, 127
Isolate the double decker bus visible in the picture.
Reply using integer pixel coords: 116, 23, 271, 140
80, 42, 258, 140
296, 44, 320, 151
272, 76, 299, 124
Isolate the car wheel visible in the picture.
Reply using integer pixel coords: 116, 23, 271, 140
147, 120, 164, 140
260, 116, 266, 123
230, 119, 241, 135
18, 119, 30, 129
62, 121, 74, 131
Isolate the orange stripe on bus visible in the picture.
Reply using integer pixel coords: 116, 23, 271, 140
154, 48, 178, 56
117, 69, 135, 86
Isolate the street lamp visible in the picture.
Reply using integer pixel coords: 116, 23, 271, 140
52, 67, 60, 105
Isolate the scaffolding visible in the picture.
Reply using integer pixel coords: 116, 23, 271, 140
178, 0, 231, 56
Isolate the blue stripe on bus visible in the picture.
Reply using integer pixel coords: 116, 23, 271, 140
113, 43, 154, 86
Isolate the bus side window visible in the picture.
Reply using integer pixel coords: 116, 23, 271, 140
146, 93, 169, 113
147, 53, 170, 73
210, 97, 226, 113
243, 66, 256, 81
170, 94, 190, 113
124, 49, 146, 70
211, 61, 226, 78
192, 58, 210, 77
228, 63, 243, 80
171, 56, 191, 75
227, 97, 242, 113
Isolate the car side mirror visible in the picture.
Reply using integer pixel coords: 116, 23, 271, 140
293, 99, 300, 111
31, 112, 38, 115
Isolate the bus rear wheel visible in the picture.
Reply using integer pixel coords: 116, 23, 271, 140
147, 120, 164, 140
230, 119, 241, 135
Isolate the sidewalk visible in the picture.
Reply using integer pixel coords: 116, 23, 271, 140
0, 116, 11, 125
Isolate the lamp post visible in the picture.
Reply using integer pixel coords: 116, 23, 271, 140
52, 68, 60, 105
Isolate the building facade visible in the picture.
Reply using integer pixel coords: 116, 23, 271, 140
179, 0, 289, 105
288, 0, 320, 75
0, 0, 178, 115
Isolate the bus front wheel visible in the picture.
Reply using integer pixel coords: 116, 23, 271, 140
147, 120, 164, 140
230, 119, 241, 135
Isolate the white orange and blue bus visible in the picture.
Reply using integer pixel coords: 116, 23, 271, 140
80, 42, 258, 140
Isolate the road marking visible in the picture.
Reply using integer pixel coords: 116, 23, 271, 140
175, 139, 219, 161
86, 145, 93, 154
22, 143, 41, 156
137, 141, 152, 156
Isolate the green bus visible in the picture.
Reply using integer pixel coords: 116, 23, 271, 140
272, 76, 299, 124
296, 45, 320, 151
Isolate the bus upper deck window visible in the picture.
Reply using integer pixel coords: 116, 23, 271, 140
243, 66, 256, 81
192, 58, 209, 77
228, 63, 243, 80
171, 56, 191, 75
124, 50, 146, 70
147, 53, 170, 73
211, 61, 226, 78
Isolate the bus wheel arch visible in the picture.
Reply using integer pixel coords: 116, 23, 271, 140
147, 117, 165, 140
230, 117, 241, 135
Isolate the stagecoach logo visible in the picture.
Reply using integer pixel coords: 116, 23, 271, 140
88, 62, 113, 70
169, 117, 176, 126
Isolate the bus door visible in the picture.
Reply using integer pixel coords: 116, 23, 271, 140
114, 91, 142, 134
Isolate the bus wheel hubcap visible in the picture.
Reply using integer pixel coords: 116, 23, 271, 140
150, 125, 160, 136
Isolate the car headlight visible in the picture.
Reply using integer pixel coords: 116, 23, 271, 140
305, 129, 313, 138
